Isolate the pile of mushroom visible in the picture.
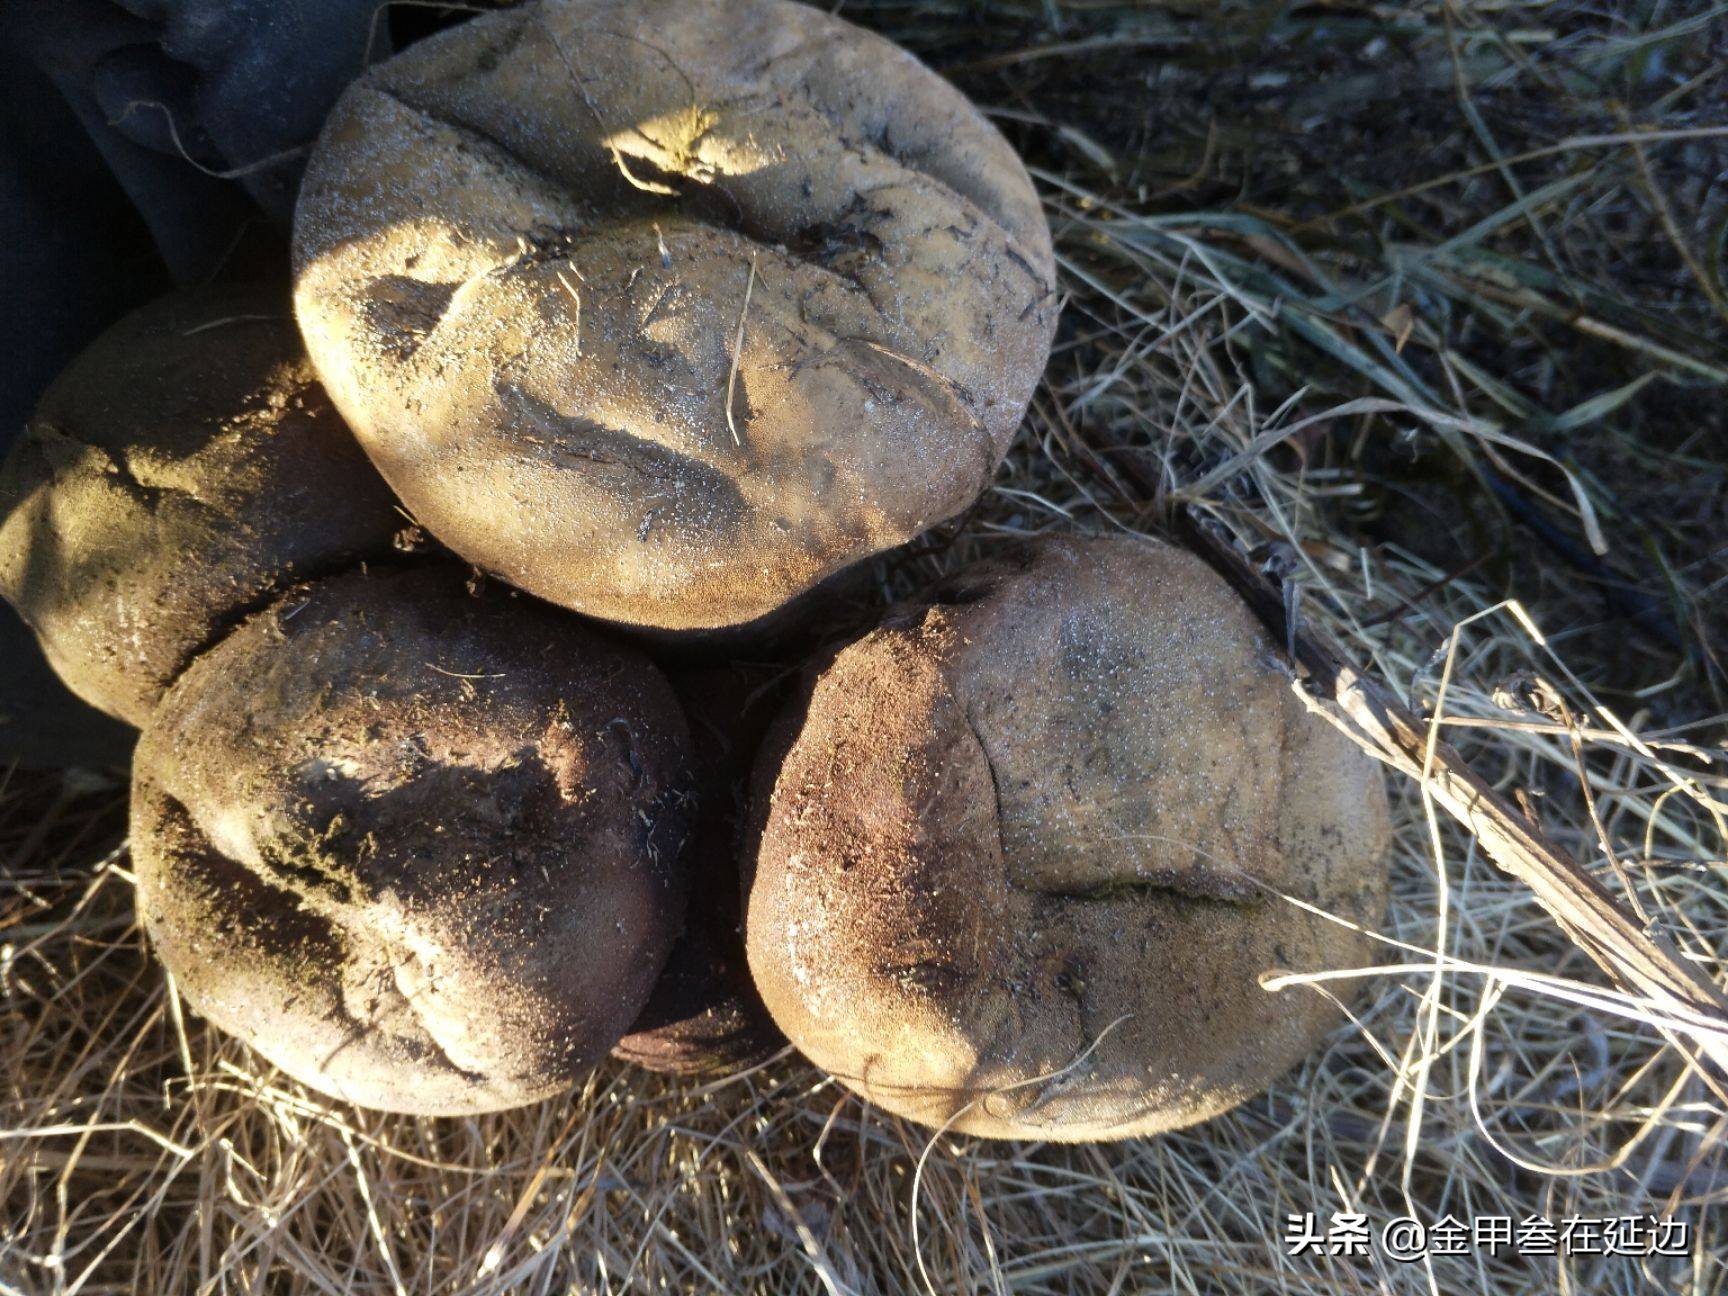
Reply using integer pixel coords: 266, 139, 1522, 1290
1, 0, 1389, 1135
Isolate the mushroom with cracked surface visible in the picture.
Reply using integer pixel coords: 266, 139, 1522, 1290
132, 565, 697, 1115
745, 535, 1391, 1141
291, 0, 1058, 633
0, 284, 401, 727
614, 663, 788, 1076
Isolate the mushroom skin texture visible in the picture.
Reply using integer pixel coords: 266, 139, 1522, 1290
292, 0, 1058, 633
0, 284, 400, 726
614, 664, 787, 1075
132, 565, 696, 1116
746, 535, 1391, 1141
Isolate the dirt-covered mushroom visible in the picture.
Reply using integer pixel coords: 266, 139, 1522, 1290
614, 664, 787, 1075
132, 565, 696, 1115
0, 284, 401, 726
746, 535, 1391, 1141
292, 0, 1057, 633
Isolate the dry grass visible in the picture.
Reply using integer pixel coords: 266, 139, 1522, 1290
4, 1, 1727, 1292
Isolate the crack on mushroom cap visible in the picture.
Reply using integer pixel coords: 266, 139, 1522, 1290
139, 787, 499, 1095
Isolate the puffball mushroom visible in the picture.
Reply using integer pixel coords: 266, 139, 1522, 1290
292, 0, 1058, 633
746, 535, 1391, 1141
614, 664, 787, 1075
0, 284, 400, 726
132, 565, 696, 1116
